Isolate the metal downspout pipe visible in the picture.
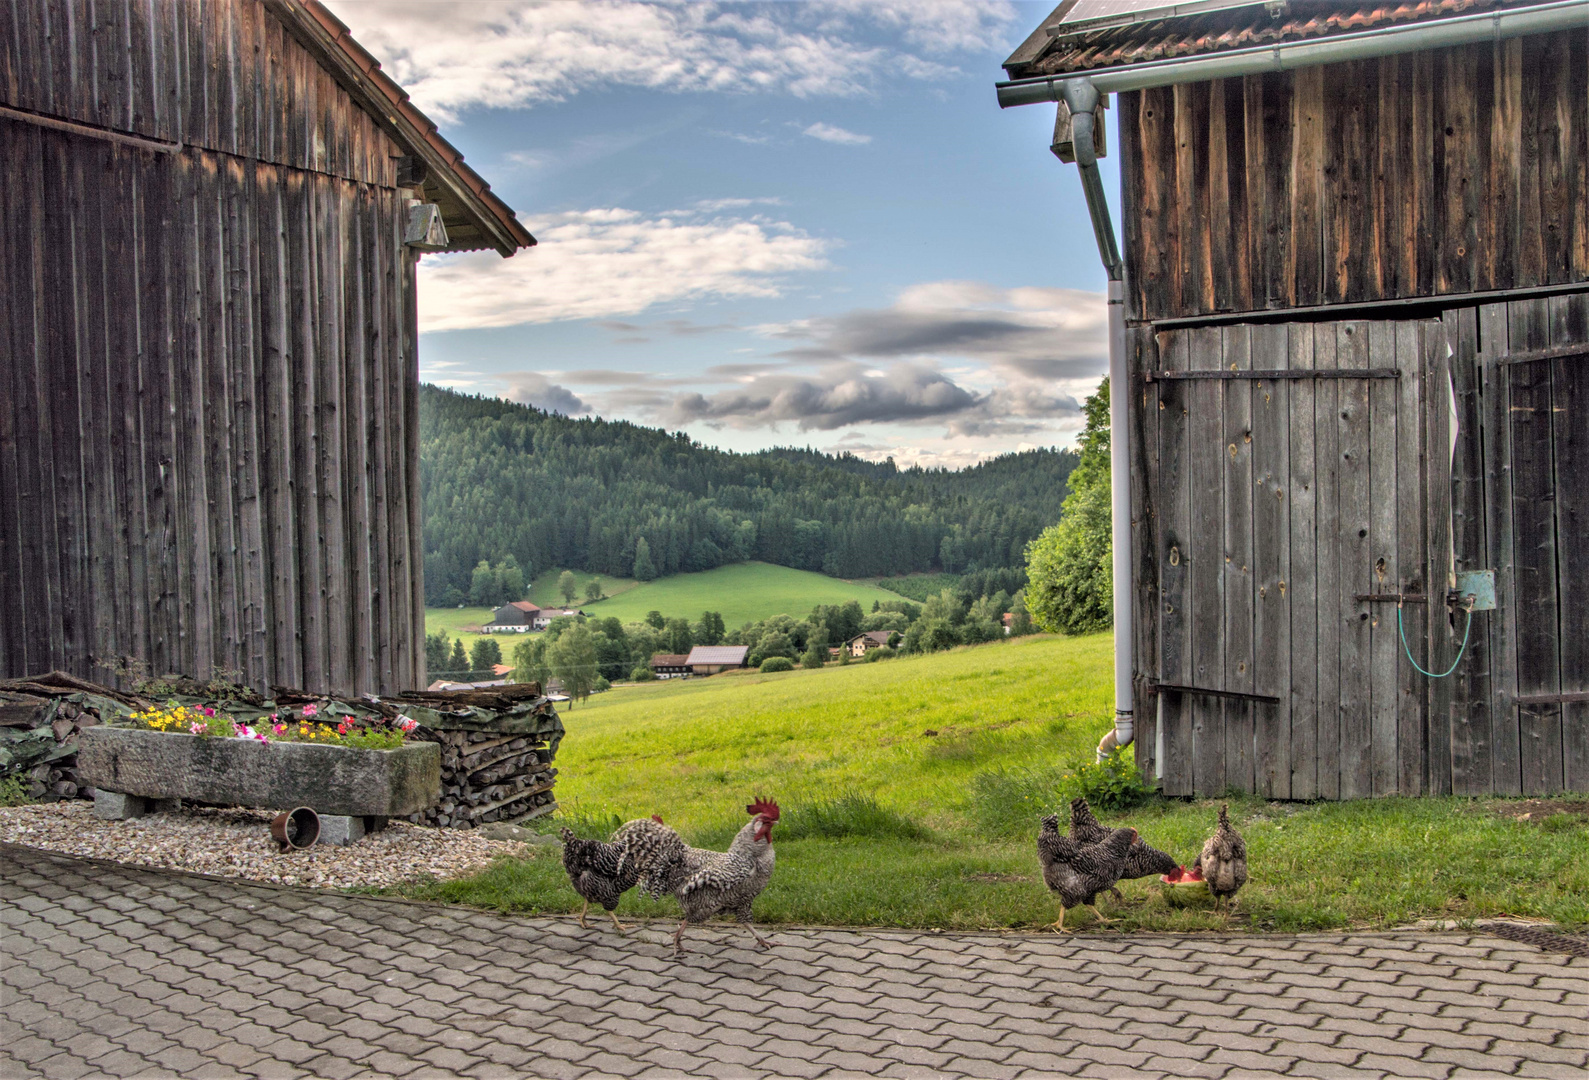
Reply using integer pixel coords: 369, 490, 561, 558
1050, 79, 1134, 761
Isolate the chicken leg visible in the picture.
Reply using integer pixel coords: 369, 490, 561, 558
1050, 905, 1072, 933
578, 898, 590, 929
608, 909, 629, 933
1087, 903, 1113, 923
673, 919, 692, 955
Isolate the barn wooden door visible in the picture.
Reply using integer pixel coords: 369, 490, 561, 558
1478, 298, 1589, 796
1147, 320, 1448, 799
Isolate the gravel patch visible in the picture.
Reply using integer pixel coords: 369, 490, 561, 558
0, 801, 526, 890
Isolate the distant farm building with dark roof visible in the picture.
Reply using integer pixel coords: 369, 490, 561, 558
649, 654, 693, 678
489, 601, 542, 630
0, 0, 534, 696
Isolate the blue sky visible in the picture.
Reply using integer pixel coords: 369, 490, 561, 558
329, 1, 1117, 467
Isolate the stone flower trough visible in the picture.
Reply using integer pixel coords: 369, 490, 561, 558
77, 727, 440, 845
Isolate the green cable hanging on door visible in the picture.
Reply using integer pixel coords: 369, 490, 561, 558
1397, 598, 1473, 679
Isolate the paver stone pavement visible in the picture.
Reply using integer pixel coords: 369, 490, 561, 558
1, 844, 1585, 1079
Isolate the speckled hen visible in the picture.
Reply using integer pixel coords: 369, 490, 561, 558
1037, 814, 1138, 932
1068, 796, 1179, 894
613, 798, 779, 955
559, 814, 660, 932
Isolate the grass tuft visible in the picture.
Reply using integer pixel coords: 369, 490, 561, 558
778, 792, 932, 842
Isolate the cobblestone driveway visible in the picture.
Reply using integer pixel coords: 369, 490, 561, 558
2, 844, 1584, 1080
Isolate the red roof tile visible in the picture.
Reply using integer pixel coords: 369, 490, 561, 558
1006, 0, 1545, 79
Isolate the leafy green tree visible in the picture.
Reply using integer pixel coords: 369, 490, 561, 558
557, 570, 578, 604
633, 537, 657, 581
759, 657, 794, 673
550, 624, 599, 705
645, 610, 665, 630
447, 638, 468, 675
496, 555, 526, 602
584, 577, 604, 602
469, 560, 499, 607
631, 665, 655, 681
512, 636, 550, 687
752, 631, 794, 666
1025, 379, 1113, 635
1008, 588, 1034, 636
692, 611, 725, 646
861, 611, 909, 634
469, 637, 502, 674
800, 628, 827, 669
663, 617, 693, 655
902, 617, 958, 654
921, 588, 966, 627
424, 630, 451, 674
624, 623, 661, 668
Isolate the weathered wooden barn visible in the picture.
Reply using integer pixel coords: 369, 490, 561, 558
0, 0, 534, 696
1001, 0, 1588, 797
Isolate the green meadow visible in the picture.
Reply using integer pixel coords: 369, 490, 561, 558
396, 634, 1589, 932
426, 562, 917, 659
572, 561, 905, 627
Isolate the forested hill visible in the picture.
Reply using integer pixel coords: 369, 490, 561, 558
419, 385, 1077, 605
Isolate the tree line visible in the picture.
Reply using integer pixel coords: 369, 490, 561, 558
418, 385, 1078, 605
417, 572, 1034, 704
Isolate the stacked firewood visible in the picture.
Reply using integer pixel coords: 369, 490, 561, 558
416, 729, 558, 828
0, 672, 149, 801
387, 683, 564, 830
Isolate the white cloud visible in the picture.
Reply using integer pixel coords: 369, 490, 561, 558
498, 373, 591, 415
802, 122, 872, 145
323, 1, 1017, 121
417, 207, 829, 331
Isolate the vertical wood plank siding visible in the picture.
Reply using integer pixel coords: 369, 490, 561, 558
1135, 320, 1472, 798
1122, 31, 1589, 796
1120, 38, 1588, 323
0, 0, 424, 696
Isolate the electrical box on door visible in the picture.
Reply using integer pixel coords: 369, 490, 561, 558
1454, 570, 1496, 611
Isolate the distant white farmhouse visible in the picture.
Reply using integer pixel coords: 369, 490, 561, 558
486, 601, 585, 632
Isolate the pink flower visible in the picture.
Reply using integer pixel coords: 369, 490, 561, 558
272, 723, 286, 736
189, 722, 205, 734
302, 703, 319, 718
337, 721, 351, 735
236, 724, 256, 740
200, 707, 215, 717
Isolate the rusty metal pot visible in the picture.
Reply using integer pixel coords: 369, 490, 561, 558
270, 807, 320, 852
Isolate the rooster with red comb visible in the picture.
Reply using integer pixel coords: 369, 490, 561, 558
613, 797, 780, 955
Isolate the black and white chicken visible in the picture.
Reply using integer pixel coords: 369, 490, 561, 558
1068, 796, 1179, 896
1037, 815, 1138, 932
559, 813, 662, 932
613, 798, 779, 956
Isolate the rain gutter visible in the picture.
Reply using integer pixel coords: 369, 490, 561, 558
996, 0, 1589, 107
1045, 80, 1134, 761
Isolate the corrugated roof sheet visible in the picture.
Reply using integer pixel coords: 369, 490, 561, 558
1005, 0, 1550, 79
650, 654, 691, 666
686, 646, 751, 665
